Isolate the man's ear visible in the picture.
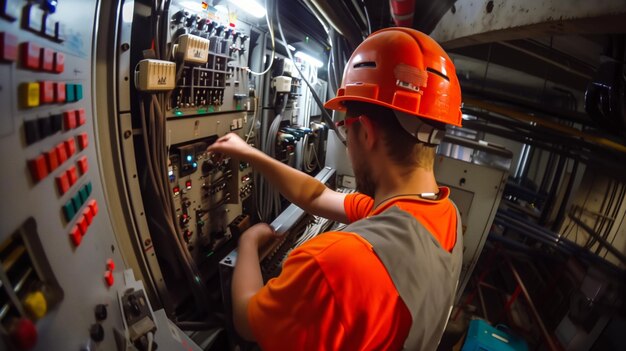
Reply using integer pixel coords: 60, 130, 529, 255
359, 115, 378, 150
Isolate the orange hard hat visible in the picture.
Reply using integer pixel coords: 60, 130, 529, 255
324, 27, 462, 127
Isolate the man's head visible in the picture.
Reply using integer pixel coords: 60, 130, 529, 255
324, 28, 462, 197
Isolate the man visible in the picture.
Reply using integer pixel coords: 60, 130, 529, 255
208, 28, 463, 350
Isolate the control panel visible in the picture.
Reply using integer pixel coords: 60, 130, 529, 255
0, 1, 125, 349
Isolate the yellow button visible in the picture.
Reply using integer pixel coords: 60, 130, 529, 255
20, 82, 40, 108
23, 291, 47, 319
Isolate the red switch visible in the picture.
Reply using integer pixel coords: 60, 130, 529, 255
77, 156, 88, 175
56, 172, 70, 195
20, 42, 41, 70
83, 208, 93, 225
66, 166, 77, 186
55, 142, 68, 164
63, 110, 76, 130
76, 108, 86, 126
0, 32, 18, 62
28, 155, 48, 182
9, 318, 37, 350
77, 132, 88, 150
88, 199, 99, 217
45, 149, 59, 172
104, 271, 114, 287
39, 81, 55, 104
53, 52, 64, 73
64, 137, 76, 156
41, 47, 54, 71
54, 82, 66, 102
106, 258, 115, 271
70, 225, 82, 246
77, 215, 88, 236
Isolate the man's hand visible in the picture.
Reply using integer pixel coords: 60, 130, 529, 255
207, 132, 256, 160
239, 223, 276, 248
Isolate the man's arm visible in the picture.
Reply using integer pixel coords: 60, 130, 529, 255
231, 223, 276, 340
208, 133, 348, 223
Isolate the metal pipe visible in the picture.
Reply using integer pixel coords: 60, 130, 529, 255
569, 214, 626, 265
552, 159, 579, 232
505, 258, 559, 351
540, 154, 566, 224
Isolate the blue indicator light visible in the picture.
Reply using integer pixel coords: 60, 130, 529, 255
186, 155, 193, 162
192, 162, 198, 168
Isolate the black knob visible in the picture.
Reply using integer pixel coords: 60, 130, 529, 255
95, 304, 108, 321
233, 31, 240, 41
240, 35, 248, 43
186, 15, 197, 27
216, 25, 225, 36
225, 28, 233, 39
172, 10, 187, 24
207, 21, 217, 32
197, 18, 208, 31
89, 323, 105, 343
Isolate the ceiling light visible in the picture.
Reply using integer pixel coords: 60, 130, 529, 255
228, 0, 266, 18
294, 51, 323, 68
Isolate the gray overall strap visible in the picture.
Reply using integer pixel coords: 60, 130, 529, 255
341, 204, 463, 351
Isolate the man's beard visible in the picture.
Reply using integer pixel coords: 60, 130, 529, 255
355, 162, 376, 198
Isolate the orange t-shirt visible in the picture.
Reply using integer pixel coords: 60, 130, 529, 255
248, 188, 457, 350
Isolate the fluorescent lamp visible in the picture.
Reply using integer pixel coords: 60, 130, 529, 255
294, 51, 323, 68
228, 0, 266, 18
179, 1, 205, 12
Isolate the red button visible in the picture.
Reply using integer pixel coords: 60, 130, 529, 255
55, 82, 66, 102
106, 258, 115, 271
70, 225, 82, 246
29, 155, 48, 182
76, 108, 86, 126
40, 81, 55, 104
20, 42, 41, 70
63, 110, 76, 130
64, 137, 76, 156
41, 47, 54, 71
77, 132, 88, 150
55, 172, 70, 195
53, 52, 64, 73
104, 271, 114, 287
77, 156, 88, 174
77, 215, 88, 235
83, 208, 93, 225
45, 149, 59, 172
88, 199, 99, 217
55, 142, 68, 163
10, 318, 37, 350
66, 166, 77, 186
0, 32, 18, 62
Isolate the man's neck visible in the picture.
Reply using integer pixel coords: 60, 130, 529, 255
373, 166, 439, 209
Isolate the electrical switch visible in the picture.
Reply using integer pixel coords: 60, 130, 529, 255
66, 166, 77, 186
69, 225, 82, 246
79, 186, 88, 203
55, 142, 68, 163
56, 172, 70, 195
20, 82, 40, 108
64, 137, 76, 156
88, 199, 98, 217
77, 215, 88, 236
71, 193, 82, 213
65, 84, 75, 102
85, 182, 93, 196
77, 156, 88, 175
106, 258, 115, 271
0, 0, 20, 21
75, 84, 83, 101
38, 117, 52, 138
83, 208, 93, 225
23, 291, 47, 319
76, 108, 86, 127
53, 51, 64, 73
63, 199, 76, 221
0, 32, 17, 62
63, 110, 76, 130
29, 155, 48, 182
39, 81, 55, 104
20, 42, 41, 70
77, 132, 88, 150
23, 4, 44, 33
104, 271, 114, 287
50, 113, 63, 133
24, 120, 40, 145
54, 82, 66, 102
45, 149, 59, 172
41, 47, 54, 72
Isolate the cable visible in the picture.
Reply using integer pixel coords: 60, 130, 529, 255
147, 331, 154, 351
247, 0, 276, 76
361, 0, 371, 35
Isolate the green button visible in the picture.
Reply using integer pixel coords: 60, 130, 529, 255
66, 84, 76, 102
72, 193, 82, 210
79, 187, 89, 203
85, 182, 92, 195
63, 200, 76, 221
75, 84, 83, 101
